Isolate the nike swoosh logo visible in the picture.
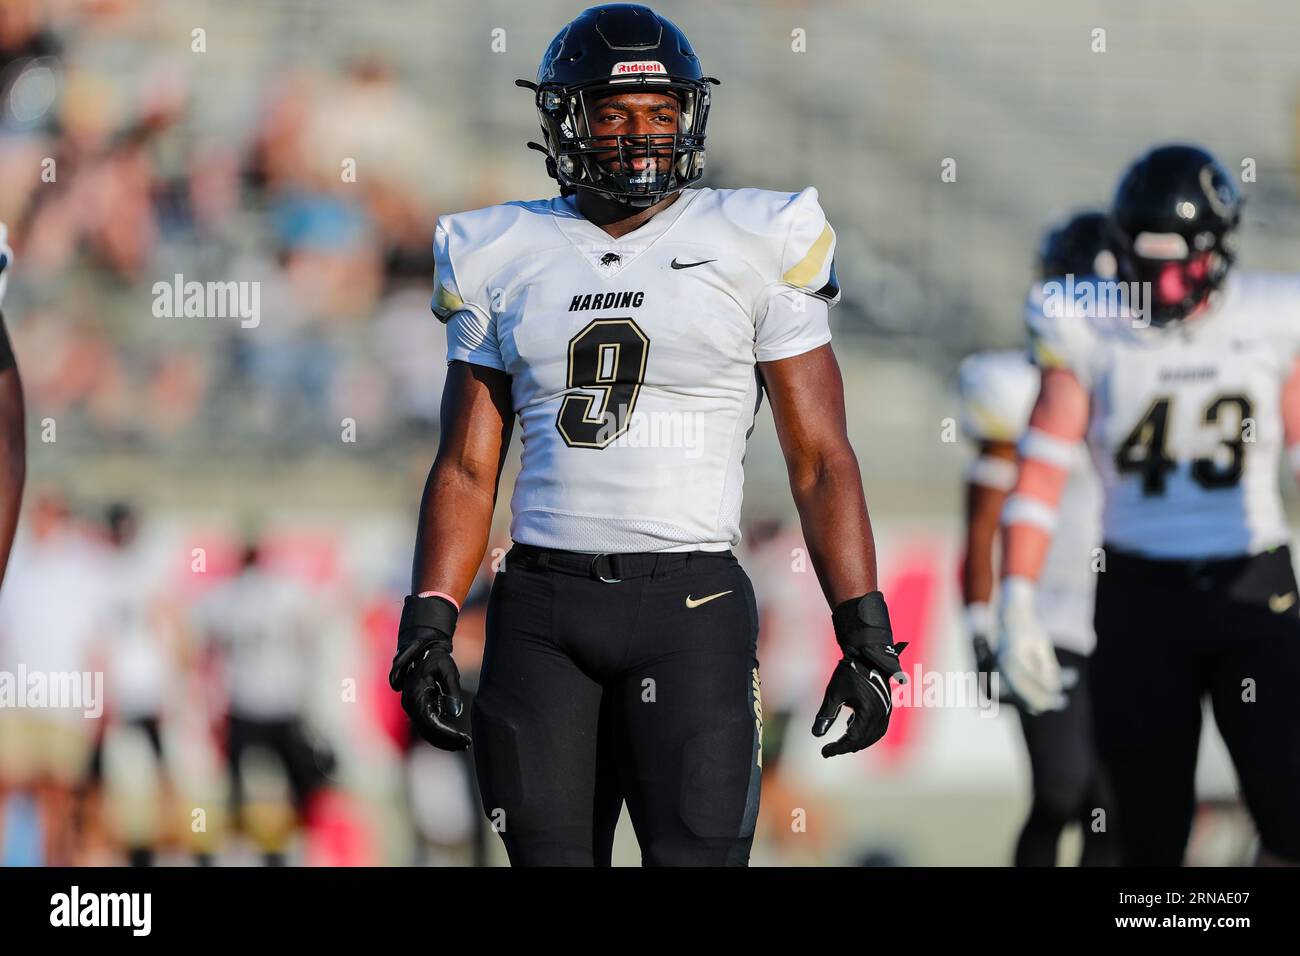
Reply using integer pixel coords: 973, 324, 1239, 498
670, 258, 716, 270
867, 670, 891, 713
685, 590, 732, 608
1269, 592, 1297, 614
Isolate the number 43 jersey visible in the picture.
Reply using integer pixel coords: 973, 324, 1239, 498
1028, 273, 1300, 560
432, 187, 839, 553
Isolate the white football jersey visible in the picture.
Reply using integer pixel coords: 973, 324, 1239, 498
958, 349, 1101, 653
433, 186, 839, 553
1028, 273, 1300, 560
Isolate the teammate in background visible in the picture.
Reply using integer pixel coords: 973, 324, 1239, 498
390, 4, 906, 866
998, 144, 1300, 865
195, 539, 331, 865
0, 225, 25, 588
958, 211, 1116, 867
82, 503, 184, 865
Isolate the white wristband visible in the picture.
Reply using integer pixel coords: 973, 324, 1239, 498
964, 601, 993, 636
966, 455, 1019, 492
1002, 493, 1058, 532
1000, 575, 1037, 613
1019, 427, 1078, 470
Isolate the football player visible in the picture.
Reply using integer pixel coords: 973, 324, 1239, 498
389, 3, 907, 866
0, 223, 24, 589
998, 144, 1300, 865
958, 211, 1115, 866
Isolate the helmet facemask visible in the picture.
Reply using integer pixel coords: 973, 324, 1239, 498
531, 74, 712, 208
1113, 227, 1237, 326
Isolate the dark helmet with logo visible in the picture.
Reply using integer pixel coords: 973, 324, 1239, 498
1109, 144, 1242, 325
517, 4, 718, 207
1037, 210, 1113, 280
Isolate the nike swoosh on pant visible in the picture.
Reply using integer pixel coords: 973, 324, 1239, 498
685, 590, 732, 608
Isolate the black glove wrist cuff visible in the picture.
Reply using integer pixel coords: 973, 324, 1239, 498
400, 594, 458, 638
832, 591, 891, 643
389, 596, 458, 691
831, 591, 908, 683
395, 594, 459, 664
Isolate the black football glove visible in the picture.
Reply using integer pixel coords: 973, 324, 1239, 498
812, 591, 908, 758
971, 634, 997, 699
963, 603, 998, 700
388, 594, 471, 751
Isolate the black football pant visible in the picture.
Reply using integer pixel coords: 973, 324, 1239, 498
1014, 647, 1117, 867
1092, 545, 1300, 865
226, 715, 326, 821
471, 543, 763, 866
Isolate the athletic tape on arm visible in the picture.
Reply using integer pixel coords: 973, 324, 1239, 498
965, 454, 1018, 492
1017, 427, 1078, 470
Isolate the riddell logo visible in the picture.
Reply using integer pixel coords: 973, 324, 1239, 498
611, 60, 666, 74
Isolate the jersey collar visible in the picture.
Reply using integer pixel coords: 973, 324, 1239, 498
550, 188, 702, 278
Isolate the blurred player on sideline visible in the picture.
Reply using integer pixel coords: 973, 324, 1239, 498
999, 144, 1300, 865
959, 210, 1116, 867
0, 225, 25, 588
195, 539, 332, 864
82, 503, 185, 865
0, 492, 102, 865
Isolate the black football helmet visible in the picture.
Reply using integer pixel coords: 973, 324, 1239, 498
518, 4, 719, 207
1037, 210, 1113, 280
1109, 144, 1242, 325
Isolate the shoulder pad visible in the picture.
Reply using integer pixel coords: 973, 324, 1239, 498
957, 350, 1037, 442
1219, 273, 1300, 355
1024, 278, 1109, 385
709, 187, 839, 303
432, 199, 560, 322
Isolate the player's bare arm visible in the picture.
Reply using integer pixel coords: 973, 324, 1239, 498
760, 341, 907, 757
1002, 367, 1089, 581
391, 359, 513, 753
0, 339, 24, 589
410, 360, 514, 599
960, 438, 1015, 678
1282, 356, 1300, 461
962, 438, 1016, 606
759, 341, 876, 604
0, 229, 23, 589
996, 365, 1089, 714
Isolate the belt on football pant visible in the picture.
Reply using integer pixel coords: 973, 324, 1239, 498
1102, 543, 1280, 588
505, 542, 731, 583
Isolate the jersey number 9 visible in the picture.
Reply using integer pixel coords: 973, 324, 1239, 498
556, 318, 651, 449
